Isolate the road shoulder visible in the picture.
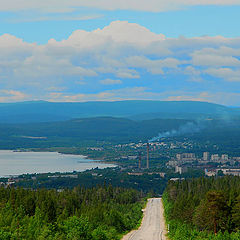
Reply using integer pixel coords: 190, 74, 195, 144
121, 198, 168, 240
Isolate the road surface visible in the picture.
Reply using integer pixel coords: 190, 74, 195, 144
122, 198, 168, 240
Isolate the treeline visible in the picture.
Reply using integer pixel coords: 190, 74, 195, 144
15, 168, 168, 195
163, 176, 240, 239
0, 185, 144, 240
0, 117, 193, 148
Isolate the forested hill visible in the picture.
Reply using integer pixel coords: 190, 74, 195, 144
163, 176, 240, 240
1, 116, 240, 148
0, 117, 191, 148
0, 185, 144, 239
0, 100, 239, 123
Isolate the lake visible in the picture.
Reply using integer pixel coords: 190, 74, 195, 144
0, 150, 116, 177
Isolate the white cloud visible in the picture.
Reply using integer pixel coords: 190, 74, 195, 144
126, 56, 180, 74
184, 66, 203, 82
100, 79, 122, 85
48, 88, 240, 106
0, 90, 29, 102
165, 91, 240, 106
205, 68, 240, 82
193, 54, 240, 67
49, 87, 150, 102
0, 21, 240, 104
1, 0, 240, 13
165, 92, 210, 102
47, 86, 66, 91
191, 46, 240, 57
94, 21, 165, 44
115, 69, 140, 79
57, 21, 165, 51
192, 47, 240, 67
15, 55, 97, 78
10, 14, 103, 23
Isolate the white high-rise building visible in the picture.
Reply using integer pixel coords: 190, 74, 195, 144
211, 154, 219, 162
203, 152, 210, 161
176, 154, 182, 161
221, 154, 229, 162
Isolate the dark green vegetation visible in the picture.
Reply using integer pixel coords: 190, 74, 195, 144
163, 176, 240, 239
0, 117, 193, 148
0, 185, 144, 240
12, 167, 205, 195
1, 116, 240, 159
190, 121, 240, 156
0, 116, 239, 145
13, 167, 166, 194
1, 100, 240, 162
0, 100, 239, 123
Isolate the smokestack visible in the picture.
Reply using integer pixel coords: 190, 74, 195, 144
138, 152, 141, 169
147, 143, 149, 169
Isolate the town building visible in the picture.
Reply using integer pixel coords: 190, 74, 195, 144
203, 152, 210, 161
211, 154, 219, 162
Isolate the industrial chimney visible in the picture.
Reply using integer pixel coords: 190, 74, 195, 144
146, 143, 149, 169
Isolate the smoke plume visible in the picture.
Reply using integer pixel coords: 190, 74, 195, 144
149, 121, 205, 142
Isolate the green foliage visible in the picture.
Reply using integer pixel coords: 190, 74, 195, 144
0, 117, 192, 147
16, 168, 168, 195
193, 191, 229, 233
0, 185, 144, 239
163, 176, 240, 239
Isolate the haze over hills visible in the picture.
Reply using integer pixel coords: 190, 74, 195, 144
0, 100, 239, 123
0, 100, 239, 148
0, 116, 239, 149
0, 117, 192, 148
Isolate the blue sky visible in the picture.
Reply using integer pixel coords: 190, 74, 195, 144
0, 0, 240, 105
1, 6, 240, 43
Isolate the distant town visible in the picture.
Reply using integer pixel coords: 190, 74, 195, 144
168, 152, 240, 177
110, 141, 240, 178
1, 139, 240, 187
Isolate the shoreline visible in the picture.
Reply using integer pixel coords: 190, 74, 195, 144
16, 148, 119, 165
0, 149, 118, 178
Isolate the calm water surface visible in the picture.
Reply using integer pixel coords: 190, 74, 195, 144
0, 150, 116, 177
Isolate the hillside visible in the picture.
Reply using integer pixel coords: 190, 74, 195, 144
0, 185, 143, 239
163, 176, 240, 239
0, 116, 240, 151
0, 117, 191, 148
0, 116, 240, 149
0, 100, 238, 123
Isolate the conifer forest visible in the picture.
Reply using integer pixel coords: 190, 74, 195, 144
164, 176, 240, 239
0, 186, 144, 240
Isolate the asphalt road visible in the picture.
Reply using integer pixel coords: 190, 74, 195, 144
122, 198, 167, 240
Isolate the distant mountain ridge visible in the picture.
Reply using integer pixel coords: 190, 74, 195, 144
0, 100, 239, 123
0, 116, 239, 149
0, 117, 196, 148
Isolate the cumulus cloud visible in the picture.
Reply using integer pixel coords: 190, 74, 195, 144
0, 90, 29, 102
100, 79, 122, 85
126, 56, 180, 74
49, 87, 151, 102
192, 48, 240, 67
205, 68, 240, 82
184, 66, 203, 82
48, 88, 240, 106
165, 91, 240, 106
10, 14, 103, 23
94, 21, 165, 44
0, 21, 240, 104
1, 0, 240, 13
115, 69, 140, 79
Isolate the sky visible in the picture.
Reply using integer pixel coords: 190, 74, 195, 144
0, 0, 240, 105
